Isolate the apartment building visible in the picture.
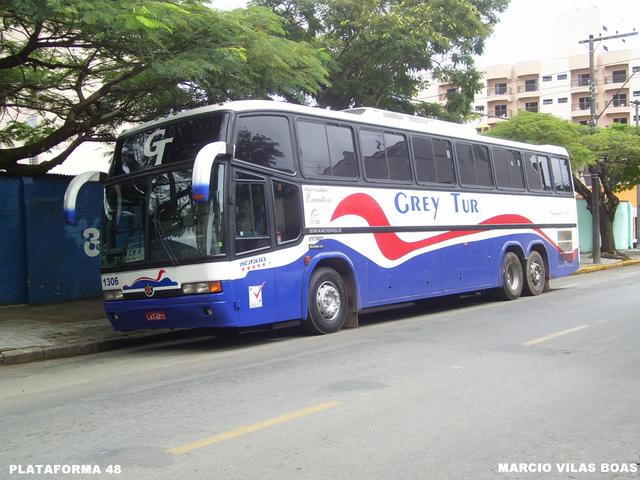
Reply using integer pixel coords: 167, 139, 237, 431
422, 48, 640, 130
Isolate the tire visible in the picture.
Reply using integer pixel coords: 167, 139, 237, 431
494, 252, 523, 301
522, 251, 546, 296
305, 267, 347, 335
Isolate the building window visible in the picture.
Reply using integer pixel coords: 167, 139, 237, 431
633, 66, 640, 73
578, 97, 591, 110
558, 97, 568, 104
495, 83, 507, 95
557, 74, 568, 80
612, 69, 627, 83
446, 87, 458, 96
577, 73, 590, 86
525, 101, 538, 112
495, 104, 507, 118
475, 105, 485, 112
612, 93, 627, 107
613, 117, 628, 124
543, 99, 553, 105
542, 75, 552, 82
524, 79, 538, 92
579, 120, 589, 126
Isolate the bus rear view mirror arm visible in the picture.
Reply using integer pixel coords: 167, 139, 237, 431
63, 171, 106, 225
192, 141, 234, 203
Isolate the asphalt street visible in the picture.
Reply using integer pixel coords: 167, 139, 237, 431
2, 266, 640, 480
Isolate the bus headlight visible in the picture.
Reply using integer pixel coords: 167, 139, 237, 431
182, 281, 223, 295
103, 290, 124, 301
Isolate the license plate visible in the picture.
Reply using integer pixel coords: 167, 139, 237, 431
145, 311, 166, 321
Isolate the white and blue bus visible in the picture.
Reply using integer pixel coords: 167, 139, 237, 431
65, 100, 579, 334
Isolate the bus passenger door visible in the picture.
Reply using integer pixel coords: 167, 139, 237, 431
271, 179, 305, 322
231, 170, 276, 327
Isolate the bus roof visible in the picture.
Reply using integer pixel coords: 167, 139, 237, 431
121, 100, 570, 157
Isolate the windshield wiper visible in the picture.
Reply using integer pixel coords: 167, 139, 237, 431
150, 212, 178, 266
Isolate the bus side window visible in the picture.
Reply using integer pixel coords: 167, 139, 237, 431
493, 147, 524, 190
273, 180, 302, 244
235, 180, 270, 253
550, 156, 573, 193
525, 153, 553, 191
235, 115, 295, 173
360, 129, 411, 182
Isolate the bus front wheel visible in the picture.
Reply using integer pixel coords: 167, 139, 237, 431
305, 267, 347, 335
523, 251, 546, 296
495, 252, 523, 301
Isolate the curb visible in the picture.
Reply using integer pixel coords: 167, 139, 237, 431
575, 259, 640, 274
0, 329, 209, 366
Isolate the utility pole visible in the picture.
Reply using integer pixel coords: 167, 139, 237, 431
578, 31, 638, 264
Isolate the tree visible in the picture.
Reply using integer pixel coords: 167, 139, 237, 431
485, 112, 640, 255
252, 0, 509, 118
0, 0, 329, 175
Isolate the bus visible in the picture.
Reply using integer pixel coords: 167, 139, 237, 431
64, 100, 579, 335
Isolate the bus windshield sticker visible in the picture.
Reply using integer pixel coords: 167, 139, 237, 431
126, 238, 145, 263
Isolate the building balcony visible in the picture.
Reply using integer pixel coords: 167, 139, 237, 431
570, 79, 591, 92
603, 75, 628, 90
517, 84, 538, 94
571, 103, 594, 116
487, 88, 512, 99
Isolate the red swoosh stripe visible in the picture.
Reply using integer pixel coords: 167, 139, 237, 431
124, 269, 166, 289
331, 193, 567, 261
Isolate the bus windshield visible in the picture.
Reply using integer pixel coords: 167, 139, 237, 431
101, 164, 226, 269
111, 112, 229, 176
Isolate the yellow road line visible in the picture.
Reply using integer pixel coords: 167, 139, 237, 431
524, 325, 589, 346
167, 401, 340, 454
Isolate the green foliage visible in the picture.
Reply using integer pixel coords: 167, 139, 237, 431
0, 0, 330, 174
253, 0, 509, 115
483, 111, 595, 169
580, 125, 640, 193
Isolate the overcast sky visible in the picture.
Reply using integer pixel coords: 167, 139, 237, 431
478, 0, 640, 66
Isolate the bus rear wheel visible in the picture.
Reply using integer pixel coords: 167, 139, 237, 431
305, 267, 347, 335
523, 251, 546, 296
494, 252, 523, 301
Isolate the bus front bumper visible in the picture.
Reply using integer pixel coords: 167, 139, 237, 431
104, 293, 236, 331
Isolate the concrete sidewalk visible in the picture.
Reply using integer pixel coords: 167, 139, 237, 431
576, 249, 640, 273
0, 298, 203, 365
2, 249, 640, 366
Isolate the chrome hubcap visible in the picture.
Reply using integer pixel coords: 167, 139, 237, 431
529, 260, 543, 287
506, 263, 520, 291
316, 281, 341, 321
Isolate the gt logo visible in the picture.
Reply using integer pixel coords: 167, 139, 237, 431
143, 129, 174, 165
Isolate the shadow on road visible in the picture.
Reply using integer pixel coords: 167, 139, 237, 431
125, 291, 495, 356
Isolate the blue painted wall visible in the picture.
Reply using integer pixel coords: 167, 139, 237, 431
0, 177, 27, 304
0, 175, 103, 305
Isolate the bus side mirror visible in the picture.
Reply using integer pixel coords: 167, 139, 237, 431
64, 171, 106, 225
192, 141, 234, 203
